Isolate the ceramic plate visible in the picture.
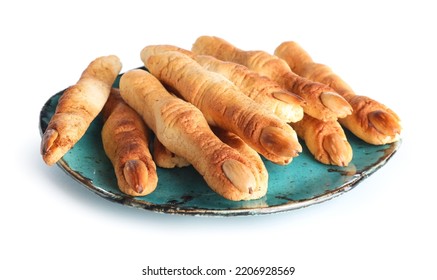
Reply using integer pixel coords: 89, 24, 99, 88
39, 72, 400, 216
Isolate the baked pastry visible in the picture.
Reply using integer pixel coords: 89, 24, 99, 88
274, 41, 401, 145
101, 88, 158, 196
191, 36, 352, 122
291, 114, 353, 166
119, 69, 267, 201
41, 55, 122, 165
140, 48, 301, 165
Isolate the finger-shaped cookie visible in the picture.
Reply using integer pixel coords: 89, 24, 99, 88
101, 88, 158, 196
274, 41, 401, 145
291, 114, 353, 166
41, 55, 122, 165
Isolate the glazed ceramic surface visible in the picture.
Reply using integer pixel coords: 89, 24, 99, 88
39, 72, 400, 216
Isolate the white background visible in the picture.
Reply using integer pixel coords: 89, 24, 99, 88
1, 1, 436, 279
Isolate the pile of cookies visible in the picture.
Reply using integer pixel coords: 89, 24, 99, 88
41, 36, 402, 201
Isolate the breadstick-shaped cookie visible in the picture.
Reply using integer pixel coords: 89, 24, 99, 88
191, 36, 352, 122
291, 115, 353, 166
101, 88, 158, 196
194, 55, 304, 123
140, 48, 301, 165
274, 41, 401, 145
119, 69, 266, 201
41, 55, 122, 165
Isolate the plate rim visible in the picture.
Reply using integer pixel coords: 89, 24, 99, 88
42, 127, 400, 217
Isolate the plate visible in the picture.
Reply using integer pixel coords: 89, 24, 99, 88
39, 72, 401, 216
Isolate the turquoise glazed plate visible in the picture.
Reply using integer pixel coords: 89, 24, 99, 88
39, 72, 400, 216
